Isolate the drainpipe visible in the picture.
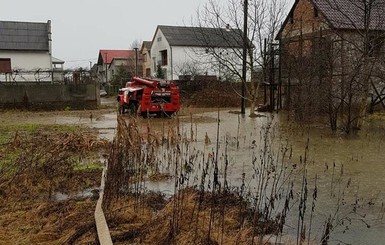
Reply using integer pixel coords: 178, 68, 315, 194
105, 53, 108, 85
47, 20, 53, 83
134, 47, 138, 76
170, 46, 173, 80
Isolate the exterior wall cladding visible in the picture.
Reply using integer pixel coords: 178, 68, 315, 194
280, 0, 328, 57
278, 0, 385, 115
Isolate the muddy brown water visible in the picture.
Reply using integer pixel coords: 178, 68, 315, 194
130, 110, 385, 245
10, 106, 383, 244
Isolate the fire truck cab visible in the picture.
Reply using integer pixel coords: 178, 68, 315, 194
117, 77, 180, 117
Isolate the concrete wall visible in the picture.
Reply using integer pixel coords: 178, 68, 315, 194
0, 83, 99, 110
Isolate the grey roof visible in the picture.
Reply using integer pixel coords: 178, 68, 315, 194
52, 57, 64, 64
313, 0, 385, 30
141, 41, 152, 51
157, 25, 244, 48
0, 20, 50, 51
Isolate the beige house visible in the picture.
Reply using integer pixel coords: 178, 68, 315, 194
141, 41, 152, 77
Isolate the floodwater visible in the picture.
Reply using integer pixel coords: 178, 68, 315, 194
125, 109, 385, 245
17, 102, 383, 244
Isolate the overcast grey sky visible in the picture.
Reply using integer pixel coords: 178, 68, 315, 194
1, 0, 294, 69
0, 0, 209, 69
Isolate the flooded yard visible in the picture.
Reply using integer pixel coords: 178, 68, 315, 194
120, 109, 385, 244
1, 101, 384, 244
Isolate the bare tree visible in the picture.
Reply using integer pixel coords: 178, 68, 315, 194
129, 39, 143, 77
280, 0, 385, 133
314, 0, 384, 132
193, 0, 287, 116
130, 39, 142, 50
173, 61, 204, 80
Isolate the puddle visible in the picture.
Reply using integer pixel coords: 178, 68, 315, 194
52, 187, 99, 202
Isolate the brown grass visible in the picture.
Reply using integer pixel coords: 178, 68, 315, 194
0, 126, 108, 244
104, 188, 281, 245
100, 114, 287, 245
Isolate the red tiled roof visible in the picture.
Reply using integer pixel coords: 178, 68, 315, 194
98, 49, 136, 64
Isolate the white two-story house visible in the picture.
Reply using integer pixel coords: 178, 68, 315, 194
0, 20, 53, 82
150, 25, 248, 81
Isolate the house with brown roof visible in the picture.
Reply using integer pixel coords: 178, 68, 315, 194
96, 49, 143, 86
276, 0, 385, 114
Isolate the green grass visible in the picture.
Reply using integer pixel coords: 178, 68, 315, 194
0, 124, 94, 173
0, 123, 84, 133
0, 124, 86, 144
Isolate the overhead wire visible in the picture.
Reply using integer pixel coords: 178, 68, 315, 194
65, 58, 97, 63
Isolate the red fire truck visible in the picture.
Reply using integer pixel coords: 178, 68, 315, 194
117, 77, 180, 117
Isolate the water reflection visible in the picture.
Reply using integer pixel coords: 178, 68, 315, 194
133, 109, 385, 244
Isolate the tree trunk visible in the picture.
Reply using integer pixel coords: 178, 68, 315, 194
356, 60, 371, 129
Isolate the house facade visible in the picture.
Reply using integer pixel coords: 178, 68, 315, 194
52, 57, 65, 82
96, 49, 143, 86
0, 20, 53, 82
150, 25, 248, 81
276, 0, 385, 119
141, 41, 152, 77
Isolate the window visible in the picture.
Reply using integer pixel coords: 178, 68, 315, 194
314, 7, 318, 17
157, 36, 162, 42
160, 50, 168, 66
0, 58, 11, 73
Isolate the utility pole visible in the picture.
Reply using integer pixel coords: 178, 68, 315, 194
134, 47, 138, 76
241, 0, 248, 115
105, 53, 108, 85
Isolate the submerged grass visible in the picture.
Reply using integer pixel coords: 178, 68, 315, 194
0, 123, 109, 244
102, 113, 380, 245
103, 116, 293, 244
0, 124, 86, 145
